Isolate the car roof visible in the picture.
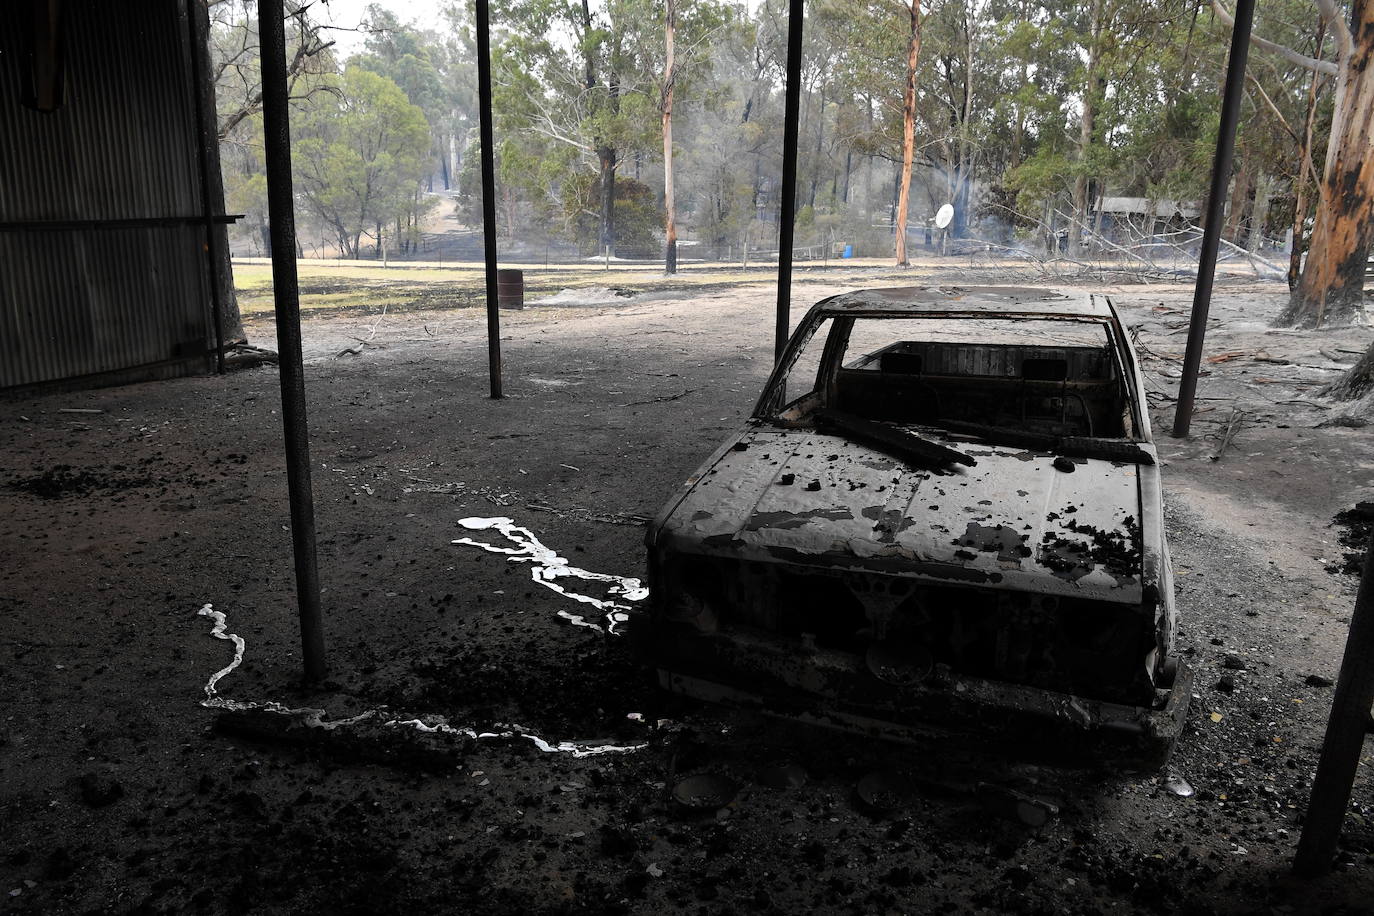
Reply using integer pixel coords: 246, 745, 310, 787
813, 286, 1111, 319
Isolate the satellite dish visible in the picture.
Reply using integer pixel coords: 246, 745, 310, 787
934, 204, 955, 229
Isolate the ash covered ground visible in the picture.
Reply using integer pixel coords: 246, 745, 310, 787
3, 271, 1374, 914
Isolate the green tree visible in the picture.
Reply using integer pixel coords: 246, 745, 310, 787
293, 66, 433, 258
356, 5, 472, 191
495, 0, 664, 257
674, 7, 784, 260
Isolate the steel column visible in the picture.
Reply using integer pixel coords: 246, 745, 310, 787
477, 0, 503, 399
1171, 0, 1254, 438
1295, 524, 1374, 876
774, 0, 805, 364
258, 0, 326, 680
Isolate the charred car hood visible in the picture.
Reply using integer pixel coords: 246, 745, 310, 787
656, 424, 1148, 603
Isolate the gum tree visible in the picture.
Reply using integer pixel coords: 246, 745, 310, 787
293, 66, 432, 258
1213, 0, 1374, 328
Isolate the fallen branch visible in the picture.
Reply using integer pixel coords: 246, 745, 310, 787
619, 388, 699, 408
337, 339, 382, 357
1209, 408, 1246, 461
335, 303, 389, 358
223, 343, 279, 369
1128, 326, 1182, 362
1210, 231, 1286, 276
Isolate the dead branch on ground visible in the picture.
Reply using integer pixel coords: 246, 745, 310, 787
336, 304, 389, 358
1209, 408, 1246, 461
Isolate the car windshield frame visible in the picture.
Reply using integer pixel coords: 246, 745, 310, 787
753, 304, 1148, 444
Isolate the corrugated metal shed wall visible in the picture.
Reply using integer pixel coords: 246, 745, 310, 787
0, 0, 214, 389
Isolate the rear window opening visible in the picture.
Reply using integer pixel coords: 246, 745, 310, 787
770, 315, 1135, 441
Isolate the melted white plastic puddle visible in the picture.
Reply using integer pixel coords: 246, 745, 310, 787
452, 516, 648, 635
196, 604, 645, 757
198, 604, 374, 729
386, 716, 643, 758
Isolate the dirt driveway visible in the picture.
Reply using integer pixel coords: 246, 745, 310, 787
3, 271, 1374, 914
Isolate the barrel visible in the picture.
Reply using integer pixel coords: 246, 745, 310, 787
496, 268, 524, 309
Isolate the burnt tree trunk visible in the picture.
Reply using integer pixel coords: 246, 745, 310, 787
1276, 0, 1374, 328
863, 95, 874, 224
809, 88, 825, 209
579, 0, 618, 259
598, 147, 617, 257
894, 0, 922, 266
187, 0, 246, 345
1327, 337, 1374, 400
1289, 38, 1326, 290
1249, 173, 1272, 251
1224, 156, 1251, 242
953, 161, 970, 239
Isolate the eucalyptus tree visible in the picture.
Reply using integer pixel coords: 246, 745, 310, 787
208, 0, 339, 337
355, 5, 470, 192
973, 0, 1078, 242
674, 6, 785, 260
293, 66, 433, 258
648, 0, 736, 270
1230, 0, 1374, 329
494, 0, 662, 257
806, 0, 927, 262
209, 0, 339, 142
995, 1, 1083, 253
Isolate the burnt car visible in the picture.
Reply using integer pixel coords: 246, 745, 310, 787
637, 286, 1190, 762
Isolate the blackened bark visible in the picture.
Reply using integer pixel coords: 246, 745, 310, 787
598, 146, 616, 255
1275, 0, 1374, 327
952, 162, 969, 238
188, 0, 246, 345
1326, 337, 1374, 400
1289, 30, 1325, 290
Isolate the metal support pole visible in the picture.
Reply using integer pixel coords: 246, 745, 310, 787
476, 0, 503, 399
1294, 525, 1374, 876
258, 0, 326, 681
774, 0, 804, 365
1170, 0, 1253, 438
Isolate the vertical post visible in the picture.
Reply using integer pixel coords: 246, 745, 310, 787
1170, 0, 1253, 438
476, 0, 503, 399
774, 0, 804, 364
258, 0, 326, 680
1294, 525, 1374, 876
